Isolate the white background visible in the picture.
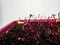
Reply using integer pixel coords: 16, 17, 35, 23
0, 0, 60, 28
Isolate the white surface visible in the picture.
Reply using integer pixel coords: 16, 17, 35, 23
0, 0, 60, 28
0, 0, 3, 28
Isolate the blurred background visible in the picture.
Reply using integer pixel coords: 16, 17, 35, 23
0, 0, 60, 28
